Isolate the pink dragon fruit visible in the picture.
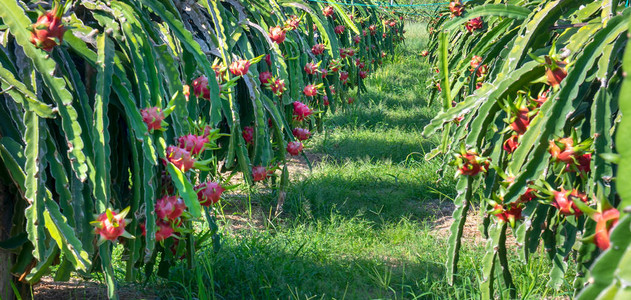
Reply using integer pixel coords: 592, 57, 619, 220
292, 128, 311, 141
269, 26, 286, 44
141, 107, 165, 131
304, 62, 318, 75
192, 75, 211, 100
242, 126, 254, 144
360, 71, 368, 79
155, 220, 174, 242
286, 141, 303, 156
271, 79, 286, 96
229, 59, 251, 76
353, 36, 361, 44
293, 101, 313, 121
312, 44, 326, 55
323, 6, 334, 17
166, 146, 195, 172
155, 196, 186, 221
92, 207, 132, 243
259, 71, 273, 85
196, 181, 226, 206
252, 166, 268, 182
334, 25, 346, 34
30, 4, 66, 52
303, 84, 318, 97
178, 134, 209, 155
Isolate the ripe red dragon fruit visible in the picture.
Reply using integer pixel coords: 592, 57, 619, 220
323, 6, 335, 17
166, 146, 196, 172
312, 44, 326, 55
382, 33, 388, 39
369, 24, 377, 35
421, 50, 429, 57
141, 107, 165, 132
353, 36, 361, 44
360, 71, 368, 79
269, 26, 286, 44
259, 71, 273, 85
320, 68, 329, 78
552, 188, 587, 216
334, 25, 346, 34
265, 54, 272, 66
449, 1, 464, 17
363, 30, 368, 37
465, 17, 483, 33
155, 196, 186, 221
470, 56, 483, 70
252, 166, 268, 182
292, 128, 311, 141
196, 181, 226, 206
346, 48, 356, 57
304, 62, 318, 75
455, 150, 490, 176
303, 84, 318, 97
503, 135, 519, 154
549, 137, 575, 164
155, 220, 174, 242
340, 71, 349, 84
533, 91, 548, 107
229, 59, 251, 76
323, 96, 330, 106
347, 97, 354, 104
271, 79, 286, 96
340, 48, 348, 59
518, 187, 537, 204
285, 15, 300, 31
293, 101, 313, 121
286, 141, 304, 156
329, 85, 336, 95
178, 134, 209, 155
30, 4, 66, 52
492, 203, 522, 226
510, 108, 530, 135
242, 126, 254, 144
545, 56, 567, 88
192, 75, 211, 100
93, 208, 132, 243
593, 208, 620, 250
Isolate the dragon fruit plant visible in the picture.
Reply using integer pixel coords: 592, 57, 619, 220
422, 0, 631, 297
0, 0, 402, 297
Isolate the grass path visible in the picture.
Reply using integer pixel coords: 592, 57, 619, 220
166, 24, 572, 300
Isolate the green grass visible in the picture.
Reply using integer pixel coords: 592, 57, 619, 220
158, 23, 575, 300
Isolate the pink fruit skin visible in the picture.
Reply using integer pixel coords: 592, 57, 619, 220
166, 146, 196, 172
293, 101, 313, 121
303, 85, 318, 97
252, 166, 268, 182
94, 211, 127, 241
155, 220, 174, 242
334, 25, 345, 34
196, 182, 226, 206
259, 71, 273, 85
552, 188, 586, 216
312, 44, 326, 55
155, 196, 186, 221
192, 76, 211, 100
141, 107, 165, 131
594, 208, 620, 250
229, 59, 251, 76
304, 63, 318, 75
178, 134, 209, 155
292, 128, 311, 141
242, 126, 254, 144
30, 6, 66, 51
269, 26, 286, 44
286, 141, 304, 156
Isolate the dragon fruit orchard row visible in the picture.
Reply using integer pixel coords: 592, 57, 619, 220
0, 0, 403, 298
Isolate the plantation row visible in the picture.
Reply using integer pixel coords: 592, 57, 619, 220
0, 0, 403, 298
425, 0, 631, 298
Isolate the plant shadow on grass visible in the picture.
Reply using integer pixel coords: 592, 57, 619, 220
165, 223, 478, 300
